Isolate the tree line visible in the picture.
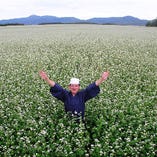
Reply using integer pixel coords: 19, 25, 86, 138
146, 18, 157, 27
0, 23, 24, 26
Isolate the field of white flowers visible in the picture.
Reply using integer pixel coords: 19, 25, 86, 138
0, 24, 157, 156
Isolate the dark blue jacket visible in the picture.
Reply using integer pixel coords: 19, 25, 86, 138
50, 82, 100, 118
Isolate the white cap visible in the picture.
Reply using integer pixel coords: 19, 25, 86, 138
69, 78, 80, 85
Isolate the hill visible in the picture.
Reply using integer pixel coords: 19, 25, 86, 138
0, 15, 148, 26
87, 16, 148, 26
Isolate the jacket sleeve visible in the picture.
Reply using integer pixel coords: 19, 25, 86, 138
50, 83, 67, 102
84, 82, 100, 102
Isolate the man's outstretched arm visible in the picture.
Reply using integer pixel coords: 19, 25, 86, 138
95, 71, 109, 86
39, 70, 55, 87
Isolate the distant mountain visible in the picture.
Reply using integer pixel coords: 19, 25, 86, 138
0, 15, 83, 25
87, 16, 148, 26
0, 15, 148, 26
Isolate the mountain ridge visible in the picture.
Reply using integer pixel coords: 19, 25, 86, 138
0, 15, 148, 26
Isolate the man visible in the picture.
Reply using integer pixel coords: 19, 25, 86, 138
39, 70, 109, 121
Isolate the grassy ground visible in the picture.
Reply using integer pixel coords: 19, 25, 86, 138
0, 24, 157, 156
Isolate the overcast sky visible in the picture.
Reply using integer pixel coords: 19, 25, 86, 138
0, 0, 156, 20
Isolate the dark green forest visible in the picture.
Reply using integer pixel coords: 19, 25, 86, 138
146, 18, 157, 27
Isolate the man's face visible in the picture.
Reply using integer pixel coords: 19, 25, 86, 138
69, 84, 80, 96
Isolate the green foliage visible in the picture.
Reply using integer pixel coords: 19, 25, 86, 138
0, 25, 157, 156
146, 18, 157, 27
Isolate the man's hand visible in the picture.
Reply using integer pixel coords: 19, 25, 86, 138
39, 71, 49, 80
95, 71, 109, 86
39, 70, 55, 87
101, 71, 109, 81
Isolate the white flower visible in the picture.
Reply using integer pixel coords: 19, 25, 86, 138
41, 130, 47, 135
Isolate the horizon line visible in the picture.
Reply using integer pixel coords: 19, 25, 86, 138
0, 14, 151, 21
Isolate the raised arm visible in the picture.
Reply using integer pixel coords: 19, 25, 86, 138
39, 70, 55, 87
95, 71, 109, 86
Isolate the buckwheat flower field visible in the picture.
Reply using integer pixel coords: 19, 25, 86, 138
0, 24, 157, 156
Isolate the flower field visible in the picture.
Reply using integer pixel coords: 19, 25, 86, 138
0, 24, 157, 156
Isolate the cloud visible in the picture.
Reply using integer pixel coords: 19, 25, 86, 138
0, 0, 156, 20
